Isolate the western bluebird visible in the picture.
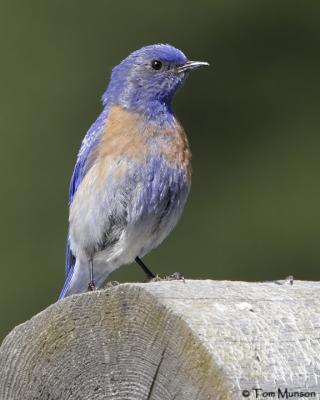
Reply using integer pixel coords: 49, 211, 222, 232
59, 44, 208, 299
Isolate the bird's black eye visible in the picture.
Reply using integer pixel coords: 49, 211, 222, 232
151, 60, 163, 70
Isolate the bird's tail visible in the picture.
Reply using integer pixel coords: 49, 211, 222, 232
59, 238, 76, 299
58, 263, 76, 299
59, 258, 92, 299
59, 240, 113, 299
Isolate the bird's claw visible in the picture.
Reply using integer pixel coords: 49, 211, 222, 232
168, 272, 185, 281
148, 272, 185, 283
284, 275, 294, 285
148, 274, 162, 282
87, 282, 97, 291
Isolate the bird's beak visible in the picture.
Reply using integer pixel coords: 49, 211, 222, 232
177, 61, 210, 73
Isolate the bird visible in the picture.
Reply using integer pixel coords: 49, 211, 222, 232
59, 44, 209, 299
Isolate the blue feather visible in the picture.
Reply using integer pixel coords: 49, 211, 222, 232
59, 256, 75, 299
69, 109, 108, 202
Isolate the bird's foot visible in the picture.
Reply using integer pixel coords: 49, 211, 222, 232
87, 281, 97, 291
147, 274, 163, 282
166, 272, 185, 282
283, 275, 294, 285
148, 272, 185, 283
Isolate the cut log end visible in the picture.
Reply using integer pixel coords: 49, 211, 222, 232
1, 280, 320, 400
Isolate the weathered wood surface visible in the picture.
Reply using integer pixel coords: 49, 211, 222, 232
1, 280, 320, 400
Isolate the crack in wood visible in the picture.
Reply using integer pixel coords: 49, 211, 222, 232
147, 347, 166, 400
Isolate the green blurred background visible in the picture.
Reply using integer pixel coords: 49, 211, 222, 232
1, 0, 320, 341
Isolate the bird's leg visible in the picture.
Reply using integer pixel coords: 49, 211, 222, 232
135, 256, 156, 280
88, 259, 96, 291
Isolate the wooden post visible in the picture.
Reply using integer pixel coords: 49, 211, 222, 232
1, 280, 320, 399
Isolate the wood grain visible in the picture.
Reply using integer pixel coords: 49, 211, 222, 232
1, 280, 320, 399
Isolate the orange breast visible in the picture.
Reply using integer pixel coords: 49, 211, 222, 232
94, 105, 192, 186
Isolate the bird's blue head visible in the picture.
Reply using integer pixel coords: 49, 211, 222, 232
102, 44, 209, 124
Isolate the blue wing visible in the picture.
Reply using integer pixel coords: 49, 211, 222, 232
69, 110, 108, 203
64, 109, 108, 278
